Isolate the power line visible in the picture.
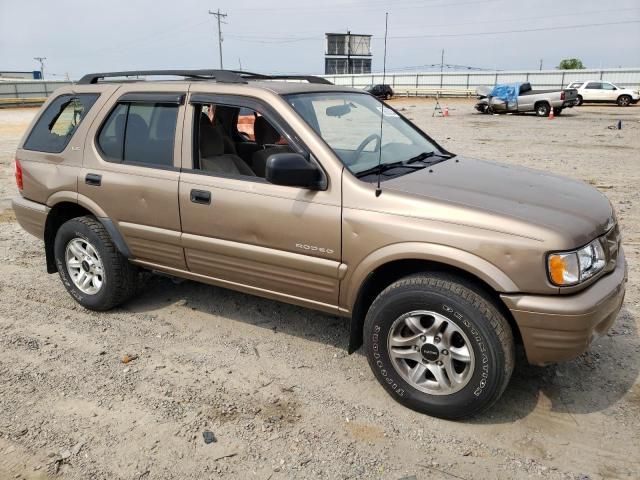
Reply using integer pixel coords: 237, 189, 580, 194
388, 19, 640, 39
208, 9, 228, 69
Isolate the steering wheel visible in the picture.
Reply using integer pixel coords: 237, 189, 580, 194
353, 134, 381, 163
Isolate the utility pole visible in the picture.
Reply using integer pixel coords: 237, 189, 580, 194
539, 58, 543, 71
208, 9, 227, 69
33, 57, 46, 80
440, 49, 445, 73
238, 58, 242, 70
346, 30, 351, 75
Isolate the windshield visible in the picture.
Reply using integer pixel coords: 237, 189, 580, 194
285, 92, 443, 177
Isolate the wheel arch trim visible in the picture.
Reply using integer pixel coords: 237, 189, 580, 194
344, 242, 519, 312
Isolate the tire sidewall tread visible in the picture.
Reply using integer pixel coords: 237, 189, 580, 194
364, 273, 514, 419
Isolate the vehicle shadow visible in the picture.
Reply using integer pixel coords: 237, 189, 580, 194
121, 275, 638, 422
121, 274, 351, 352
472, 306, 639, 424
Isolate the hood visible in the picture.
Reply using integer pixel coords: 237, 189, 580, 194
383, 157, 613, 246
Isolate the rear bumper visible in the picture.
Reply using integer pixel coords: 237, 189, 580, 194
12, 196, 49, 239
501, 248, 627, 366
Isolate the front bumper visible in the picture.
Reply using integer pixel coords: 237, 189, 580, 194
12, 196, 49, 239
501, 248, 627, 365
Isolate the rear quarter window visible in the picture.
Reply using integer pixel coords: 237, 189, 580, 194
23, 93, 99, 153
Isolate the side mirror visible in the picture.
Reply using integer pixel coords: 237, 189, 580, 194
265, 153, 322, 189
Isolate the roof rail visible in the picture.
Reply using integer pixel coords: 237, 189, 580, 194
77, 69, 333, 85
77, 69, 246, 85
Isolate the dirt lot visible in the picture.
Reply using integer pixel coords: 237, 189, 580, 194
1, 99, 639, 480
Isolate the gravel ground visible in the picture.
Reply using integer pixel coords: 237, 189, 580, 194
0, 100, 639, 480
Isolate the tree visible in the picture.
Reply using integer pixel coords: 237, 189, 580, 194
557, 58, 585, 70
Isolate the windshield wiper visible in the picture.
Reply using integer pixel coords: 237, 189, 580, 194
406, 151, 454, 164
355, 161, 425, 178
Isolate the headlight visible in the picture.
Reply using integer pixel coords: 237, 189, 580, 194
547, 239, 606, 286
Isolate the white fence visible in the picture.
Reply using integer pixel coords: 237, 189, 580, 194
0, 81, 72, 100
1, 68, 639, 104
322, 68, 640, 92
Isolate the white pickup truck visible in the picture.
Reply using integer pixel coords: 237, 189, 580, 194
568, 81, 640, 106
475, 82, 578, 117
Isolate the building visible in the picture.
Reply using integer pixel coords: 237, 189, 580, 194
0, 71, 42, 80
324, 32, 372, 75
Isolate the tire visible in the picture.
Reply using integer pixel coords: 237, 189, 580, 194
385, 93, 391, 100
535, 102, 550, 117
363, 273, 514, 419
617, 95, 631, 107
575, 95, 583, 106
54, 216, 138, 311
553, 107, 563, 116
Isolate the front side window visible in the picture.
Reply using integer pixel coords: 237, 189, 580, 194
601, 82, 616, 90
97, 102, 178, 167
286, 92, 443, 178
24, 93, 99, 153
192, 102, 291, 179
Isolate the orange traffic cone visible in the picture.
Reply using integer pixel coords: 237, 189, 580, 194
548, 107, 554, 119
444, 105, 449, 117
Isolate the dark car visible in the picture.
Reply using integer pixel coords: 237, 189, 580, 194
365, 84, 394, 99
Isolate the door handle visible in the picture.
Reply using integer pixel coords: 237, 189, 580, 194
85, 173, 102, 186
190, 189, 211, 205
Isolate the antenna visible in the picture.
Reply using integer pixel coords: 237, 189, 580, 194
375, 12, 389, 197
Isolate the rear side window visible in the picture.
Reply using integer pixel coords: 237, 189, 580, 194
23, 93, 99, 153
586, 82, 601, 89
97, 101, 178, 167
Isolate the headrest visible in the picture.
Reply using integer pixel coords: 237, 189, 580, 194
200, 118, 224, 157
126, 114, 148, 136
254, 116, 280, 145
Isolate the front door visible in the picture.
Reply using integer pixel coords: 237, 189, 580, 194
178, 94, 342, 312
80, 88, 186, 268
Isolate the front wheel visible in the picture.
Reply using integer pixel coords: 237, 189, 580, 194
363, 273, 514, 419
617, 95, 631, 107
54, 216, 138, 311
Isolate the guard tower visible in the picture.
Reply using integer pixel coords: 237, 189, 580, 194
324, 32, 372, 75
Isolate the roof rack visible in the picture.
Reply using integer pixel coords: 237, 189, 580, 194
77, 69, 333, 85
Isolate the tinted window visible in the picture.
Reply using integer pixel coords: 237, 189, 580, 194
24, 94, 99, 153
97, 102, 178, 167
586, 82, 601, 89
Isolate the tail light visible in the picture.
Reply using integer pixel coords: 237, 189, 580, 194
560, 91, 565, 101
15, 158, 23, 191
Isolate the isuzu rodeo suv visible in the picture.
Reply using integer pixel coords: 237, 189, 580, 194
12, 70, 626, 419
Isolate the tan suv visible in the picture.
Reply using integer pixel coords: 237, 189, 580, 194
12, 70, 626, 419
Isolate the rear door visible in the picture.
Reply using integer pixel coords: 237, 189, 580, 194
80, 87, 187, 268
583, 82, 603, 101
178, 93, 343, 312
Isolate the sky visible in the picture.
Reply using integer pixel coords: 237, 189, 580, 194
1, 0, 639, 80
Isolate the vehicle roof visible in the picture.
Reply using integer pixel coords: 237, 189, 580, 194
74, 79, 362, 96
74, 70, 363, 96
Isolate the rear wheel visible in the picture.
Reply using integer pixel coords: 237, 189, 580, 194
617, 95, 631, 107
363, 273, 514, 419
54, 216, 138, 311
575, 95, 583, 106
553, 107, 563, 116
535, 102, 550, 117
